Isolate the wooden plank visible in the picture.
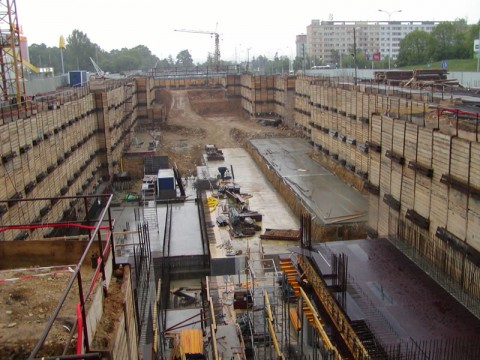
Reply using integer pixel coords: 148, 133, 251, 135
450, 137, 470, 182
432, 132, 451, 181
404, 122, 418, 162
390, 169, 402, 200
470, 142, 480, 188
414, 184, 431, 219
447, 190, 467, 240
370, 153, 381, 187
401, 175, 414, 209
415, 128, 433, 188
380, 157, 391, 194
430, 191, 448, 228
467, 208, 480, 251
371, 115, 382, 144
392, 120, 405, 155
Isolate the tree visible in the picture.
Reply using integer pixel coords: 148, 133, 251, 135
176, 50, 193, 67
397, 30, 433, 66
466, 23, 480, 58
128, 45, 159, 71
430, 20, 468, 61
28, 43, 62, 74
64, 30, 97, 71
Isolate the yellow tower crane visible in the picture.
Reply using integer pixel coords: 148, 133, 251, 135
174, 27, 220, 71
0, 0, 26, 107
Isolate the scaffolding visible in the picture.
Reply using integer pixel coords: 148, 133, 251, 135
243, 255, 286, 359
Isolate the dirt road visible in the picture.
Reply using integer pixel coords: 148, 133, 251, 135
153, 89, 300, 175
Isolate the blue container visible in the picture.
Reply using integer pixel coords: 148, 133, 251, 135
157, 169, 175, 191
69, 71, 88, 87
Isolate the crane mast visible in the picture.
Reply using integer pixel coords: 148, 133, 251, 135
0, 0, 26, 107
174, 28, 220, 71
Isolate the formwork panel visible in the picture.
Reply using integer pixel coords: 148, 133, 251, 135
392, 120, 405, 155
380, 117, 393, 195
450, 137, 470, 182
430, 132, 451, 231
430, 190, 449, 232
371, 115, 382, 144
401, 175, 414, 210
368, 151, 382, 186
414, 184, 431, 220
467, 206, 480, 251
432, 132, 451, 182
447, 189, 467, 240
470, 142, 480, 188
391, 164, 402, 201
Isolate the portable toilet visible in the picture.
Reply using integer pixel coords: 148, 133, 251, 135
157, 169, 176, 200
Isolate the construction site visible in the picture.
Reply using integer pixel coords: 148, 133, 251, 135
2, 2, 480, 360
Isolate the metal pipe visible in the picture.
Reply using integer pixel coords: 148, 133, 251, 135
28, 194, 114, 359
33, 353, 104, 360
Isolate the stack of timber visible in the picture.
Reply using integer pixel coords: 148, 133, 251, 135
260, 229, 300, 241
402, 69, 461, 89
374, 70, 414, 85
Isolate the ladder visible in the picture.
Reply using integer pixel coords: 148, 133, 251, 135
142, 186, 158, 231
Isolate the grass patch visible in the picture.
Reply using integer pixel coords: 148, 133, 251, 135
401, 58, 478, 71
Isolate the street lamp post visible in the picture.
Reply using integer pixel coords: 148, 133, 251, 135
353, 28, 357, 85
378, 9, 402, 70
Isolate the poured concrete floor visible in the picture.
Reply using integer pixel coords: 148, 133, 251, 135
250, 137, 368, 224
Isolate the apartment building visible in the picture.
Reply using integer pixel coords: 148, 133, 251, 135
305, 20, 438, 66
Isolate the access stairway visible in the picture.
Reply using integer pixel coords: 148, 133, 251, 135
279, 257, 320, 327
279, 257, 301, 297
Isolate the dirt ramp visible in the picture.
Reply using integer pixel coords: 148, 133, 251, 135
187, 89, 242, 116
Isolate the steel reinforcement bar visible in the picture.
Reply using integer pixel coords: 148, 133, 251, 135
297, 254, 371, 360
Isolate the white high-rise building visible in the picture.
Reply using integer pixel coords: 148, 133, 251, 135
305, 20, 438, 66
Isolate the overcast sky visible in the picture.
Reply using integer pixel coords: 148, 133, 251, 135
17, 0, 480, 63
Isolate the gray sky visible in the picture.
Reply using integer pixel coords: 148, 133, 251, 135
17, 0, 480, 63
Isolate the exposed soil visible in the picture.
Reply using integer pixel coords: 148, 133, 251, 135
141, 89, 301, 175
0, 265, 96, 359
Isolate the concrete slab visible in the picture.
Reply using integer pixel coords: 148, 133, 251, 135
169, 199, 204, 257
204, 147, 300, 260
250, 138, 368, 224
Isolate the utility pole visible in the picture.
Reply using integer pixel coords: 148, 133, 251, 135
353, 28, 357, 86
378, 9, 402, 70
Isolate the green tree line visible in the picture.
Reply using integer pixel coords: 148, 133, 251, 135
28, 20, 480, 75
397, 19, 479, 67
28, 29, 188, 75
